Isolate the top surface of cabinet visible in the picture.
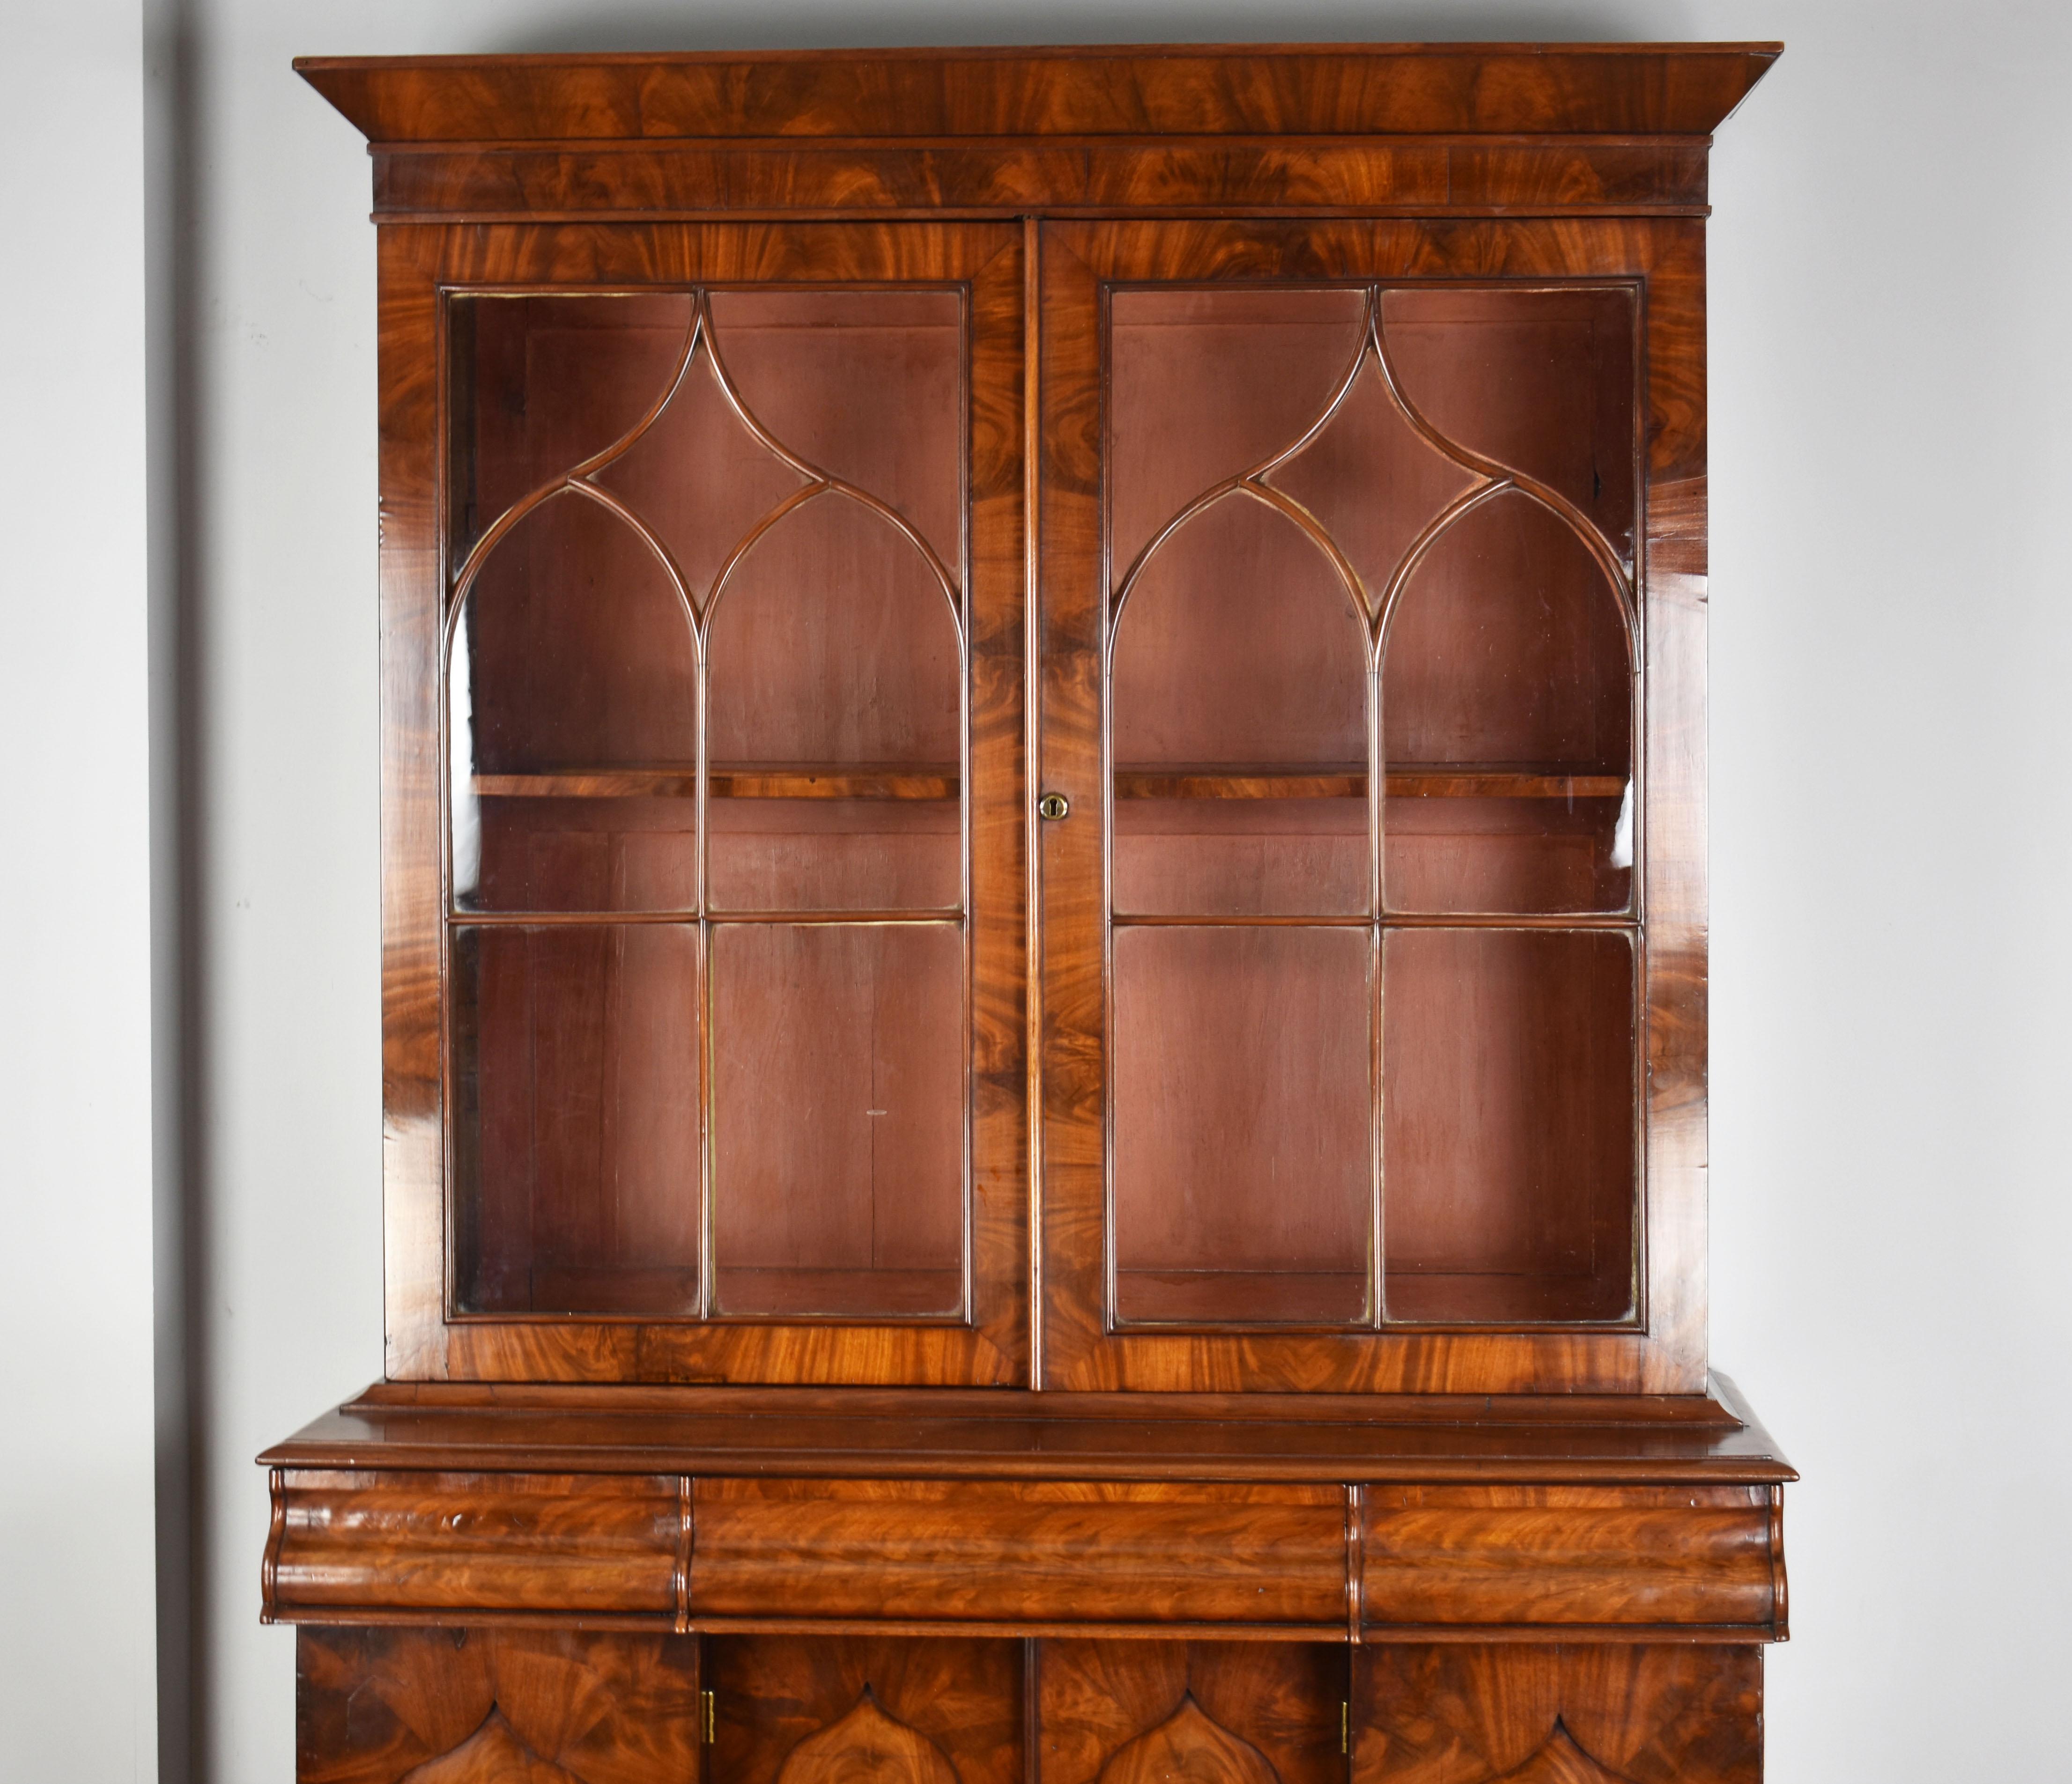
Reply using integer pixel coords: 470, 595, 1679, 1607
300, 44, 1772, 1397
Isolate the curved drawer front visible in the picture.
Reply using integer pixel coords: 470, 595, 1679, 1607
1359, 1485, 1780, 1633
265, 1471, 1783, 1638
266, 1469, 681, 1620
692, 1478, 1349, 1629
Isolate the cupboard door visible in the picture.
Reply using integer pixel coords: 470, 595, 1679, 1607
1036, 221, 1705, 1392
381, 222, 1027, 1381
1038, 1641, 1348, 1784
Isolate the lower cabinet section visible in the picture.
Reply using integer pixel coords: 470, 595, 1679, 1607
297, 1631, 1762, 1783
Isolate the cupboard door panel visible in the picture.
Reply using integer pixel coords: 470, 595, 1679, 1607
1039, 218, 1702, 1393
708, 1635, 1022, 1784
388, 220, 1025, 1383
1039, 1642, 1348, 1784
297, 1627, 701, 1784
1351, 1645, 1761, 1784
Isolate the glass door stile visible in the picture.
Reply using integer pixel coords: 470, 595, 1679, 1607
439, 283, 974, 1323
1102, 280, 1644, 1332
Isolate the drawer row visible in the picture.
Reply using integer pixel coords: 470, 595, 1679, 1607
265, 1472, 1787, 1640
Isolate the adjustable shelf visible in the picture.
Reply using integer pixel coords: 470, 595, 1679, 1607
1113, 763, 1628, 800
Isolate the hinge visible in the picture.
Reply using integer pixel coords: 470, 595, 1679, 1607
703, 1690, 716, 1745
1340, 1701, 1349, 1756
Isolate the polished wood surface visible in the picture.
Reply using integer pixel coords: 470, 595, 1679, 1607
376, 219, 1028, 1381
1351, 1644, 1761, 1783
364, 141, 1717, 224
265, 1372, 1793, 1485
1042, 1643, 1347, 1784
711, 1636, 1022, 1784
297, 1626, 701, 1783
1358, 1487, 1779, 1635
1037, 214, 1707, 1393
297, 44, 1779, 143
281, 40, 1785, 1783
692, 1478, 1347, 1630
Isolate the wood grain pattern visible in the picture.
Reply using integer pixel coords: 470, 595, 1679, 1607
1351, 1644, 1761, 1784
296, 1626, 700, 1784
366, 141, 1711, 231
268, 1470, 681, 1621
710, 1636, 1022, 1784
266, 1371, 1795, 1485
1038, 215, 1708, 1393
376, 220, 1026, 1383
1040, 1642, 1347, 1784
778, 1693, 962, 1784
1359, 1488, 1778, 1635
297, 45, 1779, 144
692, 1479, 1347, 1629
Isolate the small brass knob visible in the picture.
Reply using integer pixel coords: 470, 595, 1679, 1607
1037, 792, 1070, 821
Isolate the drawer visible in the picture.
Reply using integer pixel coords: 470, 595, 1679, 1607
692, 1478, 1348, 1629
266, 1469, 681, 1620
1359, 1485, 1781, 1632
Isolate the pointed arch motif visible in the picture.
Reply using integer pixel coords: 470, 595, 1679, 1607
1107, 287, 1637, 671
1095, 1693, 1282, 1784
1486, 1719, 1639, 1784
775, 1687, 963, 1784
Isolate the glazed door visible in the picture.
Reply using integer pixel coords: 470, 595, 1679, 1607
377, 221, 1028, 1383
1035, 220, 1709, 1393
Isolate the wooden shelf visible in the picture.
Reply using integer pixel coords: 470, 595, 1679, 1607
1113, 764, 1628, 801
474, 763, 960, 801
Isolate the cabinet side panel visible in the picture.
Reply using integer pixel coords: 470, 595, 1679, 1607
1637, 224, 1709, 1391
379, 227, 452, 1379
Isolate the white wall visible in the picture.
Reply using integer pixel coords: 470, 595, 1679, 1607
0, 6, 159, 1782
149, 2, 2071, 1780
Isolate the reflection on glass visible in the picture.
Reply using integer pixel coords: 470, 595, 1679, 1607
1105, 280, 1643, 1332
447, 286, 970, 1324
1382, 928, 1635, 1324
1382, 489, 1632, 915
451, 493, 698, 914
712, 923, 964, 1318
452, 924, 700, 1316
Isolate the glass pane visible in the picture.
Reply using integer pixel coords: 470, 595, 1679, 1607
452, 493, 698, 914
451, 294, 693, 566
712, 923, 963, 1318
1382, 490, 1632, 914
1110, 496, 1369, 919
593, 343, 811, 604
708, 288, 964, 573
706, 495, 962, 913
451, 924, 700, 1316
1264, 348, 1479, 606
1110, 287, 1366, 583
1380, 285, 1637, 568
1382, 928, 1635, 1323
1112, 926, 1372, 1325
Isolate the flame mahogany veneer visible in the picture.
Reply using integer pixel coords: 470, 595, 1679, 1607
278, 41, 1787, 1784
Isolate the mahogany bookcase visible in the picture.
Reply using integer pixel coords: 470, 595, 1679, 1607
266, 42, 1792, 1784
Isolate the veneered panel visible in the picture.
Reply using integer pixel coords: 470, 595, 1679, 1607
691, 1478, 1347, 1626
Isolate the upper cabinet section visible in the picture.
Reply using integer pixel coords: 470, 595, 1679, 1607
304, 44, 1773, 1391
